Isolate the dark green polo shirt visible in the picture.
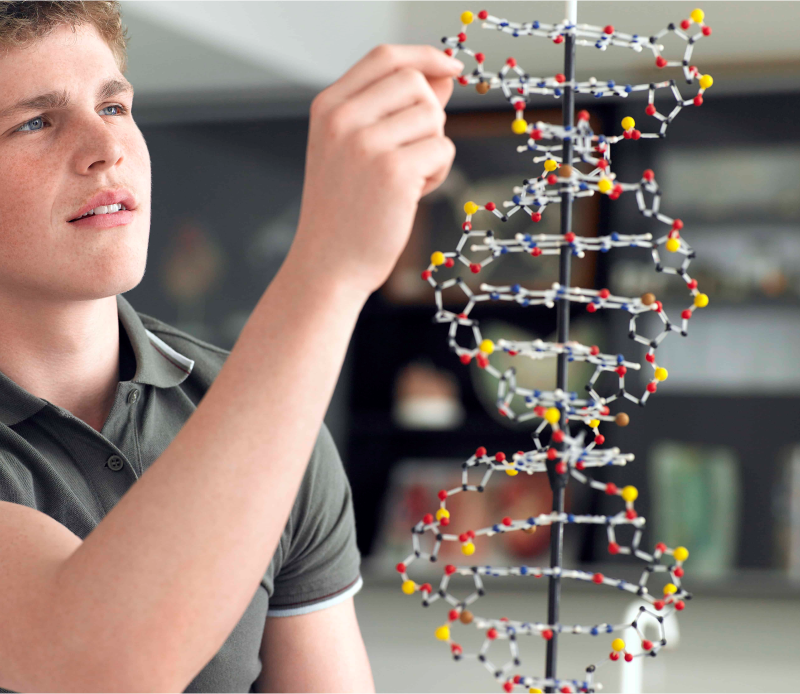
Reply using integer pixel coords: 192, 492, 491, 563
0, 293, 362, 693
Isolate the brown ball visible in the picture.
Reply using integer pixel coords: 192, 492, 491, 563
522, 526, 538, 535
559, 164, 573, 178
459, 609, 474, 624
641, 292, 656, 306
475, 81, 490, 95
615, 412, 630, 427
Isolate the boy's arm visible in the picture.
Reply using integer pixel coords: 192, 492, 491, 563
253, 597, 374, 693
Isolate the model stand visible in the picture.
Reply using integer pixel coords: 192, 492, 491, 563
397, 4, 712, 692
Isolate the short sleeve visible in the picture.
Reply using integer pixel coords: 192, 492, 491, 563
268, 422, 363, 616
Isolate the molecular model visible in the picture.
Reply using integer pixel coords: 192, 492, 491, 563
396, 6, 713, 693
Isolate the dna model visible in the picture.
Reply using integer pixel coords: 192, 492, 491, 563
396, 5, 712, 693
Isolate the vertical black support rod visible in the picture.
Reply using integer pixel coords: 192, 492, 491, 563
544, 16, 576, 691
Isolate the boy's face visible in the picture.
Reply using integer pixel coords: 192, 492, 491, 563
0, 22, 150, 303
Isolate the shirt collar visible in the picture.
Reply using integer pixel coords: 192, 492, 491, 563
0, 294, 194, 426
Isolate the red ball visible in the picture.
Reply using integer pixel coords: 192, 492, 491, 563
587, 303, 597, 313
445, 257, 455, 268
681, 19, 691, 30
682, 309, 692, 320
502, 516, 513, 526
445, 564, 457, 575
694, 95, 703, 106
603, 24, 614, 34
457, 76, 469, 85
514, 100, 525, 111
552, 430, 565, 443
460, 353, 472, 365
608, 542, 620, 555
597, 159, 608, 169
647, 382, 657, 393
599, 288, 611, 299
514, 676, 522, 685
674, 567, 685, 578
495, 451, 506, 462
548, 174, 558, 185
616, 365, 627, 376
459, 533, 468, 542
531, 248, 543, 258
654, 600, 665, 611
656, 56, 668, 68
542, 629, 554, 640
476, 446, 487, 457
553, 35, 564, 44
423, 513, 434, 524
485, 201, 496, 211
451, 643, 462, 655
487, 627, 498, 639
654, 301, 663, 313
672, 219, 684, 230
625, 653, 634, 662
421, 583, 432, 593
534, 406, 546, 416
601, 406, 610, 416
555, 462, 567, 475
531, 128, 543, 139
702, 26, 712, 36
440, 517, 450, 526
444, 48, 454, 57
506, 57, 517, 67
477, 354, 489, 369
478, 10, 488, 19
609, 652, 619, 661
576, 461, 585, 471
675, 600, 686, 610
396, 562, 406, 573
560, 688, 571, 694
655, 542, 667, 552
555, 73, 566, 84
467, 530, 475, 538
470, 263, 481, 274
645, 104, 656, 116
687, 279, 698, 289
643, 168, 655, 181
632, 129, 641, 140
605, 482, 618, 495
531, 212, 542, 222
592, 572, 604, 584
623, 130, 632, 140
438, 489, 448, 501
577, 110, 590, 121
458, 32, 467, 42
449, 609, 459, 621
626, 509, 637, 520
642, 639, 654, 651
475, 52, 485, 63
612, 184, 623, 195
645, 353, 655, 363
547, 448, 558, 461
462, 221, 472, 231
421, 270, 432, 280
595, 434, 605, 445
590, 345, 600, 355
503, 683, 513, 694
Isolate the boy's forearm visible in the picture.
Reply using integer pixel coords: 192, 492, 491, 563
48, 249, 368, 692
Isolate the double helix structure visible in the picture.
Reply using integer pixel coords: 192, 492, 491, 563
396, 5, 713, 692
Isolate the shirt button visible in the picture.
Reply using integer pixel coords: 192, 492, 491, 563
106, 455, 124, 471
127, 389, 139, 404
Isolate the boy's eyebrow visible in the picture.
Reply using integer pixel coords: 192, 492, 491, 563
0, 77, 134, 123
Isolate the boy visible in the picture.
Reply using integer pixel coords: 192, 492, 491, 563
0, 1, 461, 691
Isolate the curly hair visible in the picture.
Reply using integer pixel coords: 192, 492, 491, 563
0, 1, 129, 72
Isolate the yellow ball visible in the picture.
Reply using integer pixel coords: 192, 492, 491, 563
431, 251, 445, 266
461, 10, 474, 24
621, 116, 636, 131
530, 690, 543, 694
464, 201, 479, 215
435, 625, 451, 641
462, 541, 476, 556
694, 293, 709, 308
699, 74, 713, 90
690, 8, 705, 23
436, 508, 450, 521
598, 178, 613, 194
544, 159, 558, 172
674, 546, 689, 562
512, 118, 528, 134
611, 638, 626, 652
402, 580, 416, 595
505, 468, 519, 476
654, 367, 668, 382
545, 407, 561, 424
664, 583, 678, 595
589, 419, 600, 429
621, 485, 638, 502
479, 339, 494, 354
666, 238, 680, 253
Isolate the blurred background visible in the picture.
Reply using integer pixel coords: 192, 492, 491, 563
119, 2, 800, 691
